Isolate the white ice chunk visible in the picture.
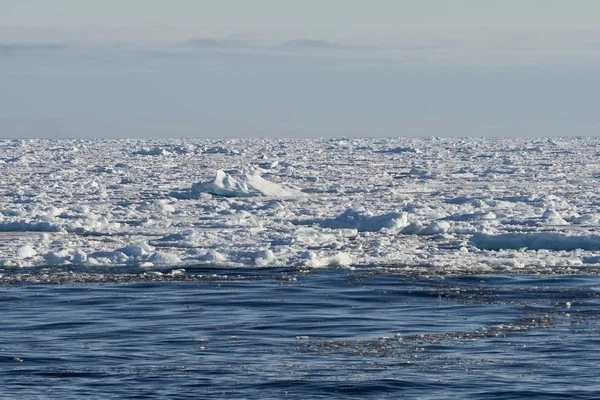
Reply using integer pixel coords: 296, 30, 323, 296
72, 250, 87, 264
244, 170, 299, 197
199, 250, 227, 263
301, 209, 408, 232
400, 221, 424, 234
419, 220, 451, 235
301, 251, 353, 268
192, 170, 251, 197
118, 241, 153, 258
17, 245, 37, 259
254, 249, 275, 266
541, 209, 568, 225
148, 251, 182, 265
191, 170, 300, 198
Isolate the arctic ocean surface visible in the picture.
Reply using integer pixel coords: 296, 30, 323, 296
3, 269, 600, 399
2, 138, 600, 398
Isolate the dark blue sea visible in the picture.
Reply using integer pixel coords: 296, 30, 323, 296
2, 267, 600, 399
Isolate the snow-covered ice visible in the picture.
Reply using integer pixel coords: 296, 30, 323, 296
1, 137, 600, 274
293, 208, 408, 232
189, 169, 300, 198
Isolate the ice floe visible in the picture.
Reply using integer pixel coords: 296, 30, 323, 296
470, 232, 600, 251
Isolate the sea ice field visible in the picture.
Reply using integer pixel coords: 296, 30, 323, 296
0, 137, 599, 279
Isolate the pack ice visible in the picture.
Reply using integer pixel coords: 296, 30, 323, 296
1, 137, 599, 274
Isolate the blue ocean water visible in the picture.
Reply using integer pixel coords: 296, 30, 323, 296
2, 268, 600, 399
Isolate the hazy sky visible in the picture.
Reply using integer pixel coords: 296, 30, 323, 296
1, 0, 600, 137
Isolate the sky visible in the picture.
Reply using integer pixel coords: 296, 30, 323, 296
1, 0, 600, 138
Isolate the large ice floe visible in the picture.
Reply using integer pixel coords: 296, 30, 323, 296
1, 137, 600, 275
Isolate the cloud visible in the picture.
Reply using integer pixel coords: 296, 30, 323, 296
178, 36, 372, 57
179, 34, 377, 55
0, 42, 68, 54
277, 39, 360, 51
183, 37, 245, 50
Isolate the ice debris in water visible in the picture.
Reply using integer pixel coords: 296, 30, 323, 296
301, 251, 353, 268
